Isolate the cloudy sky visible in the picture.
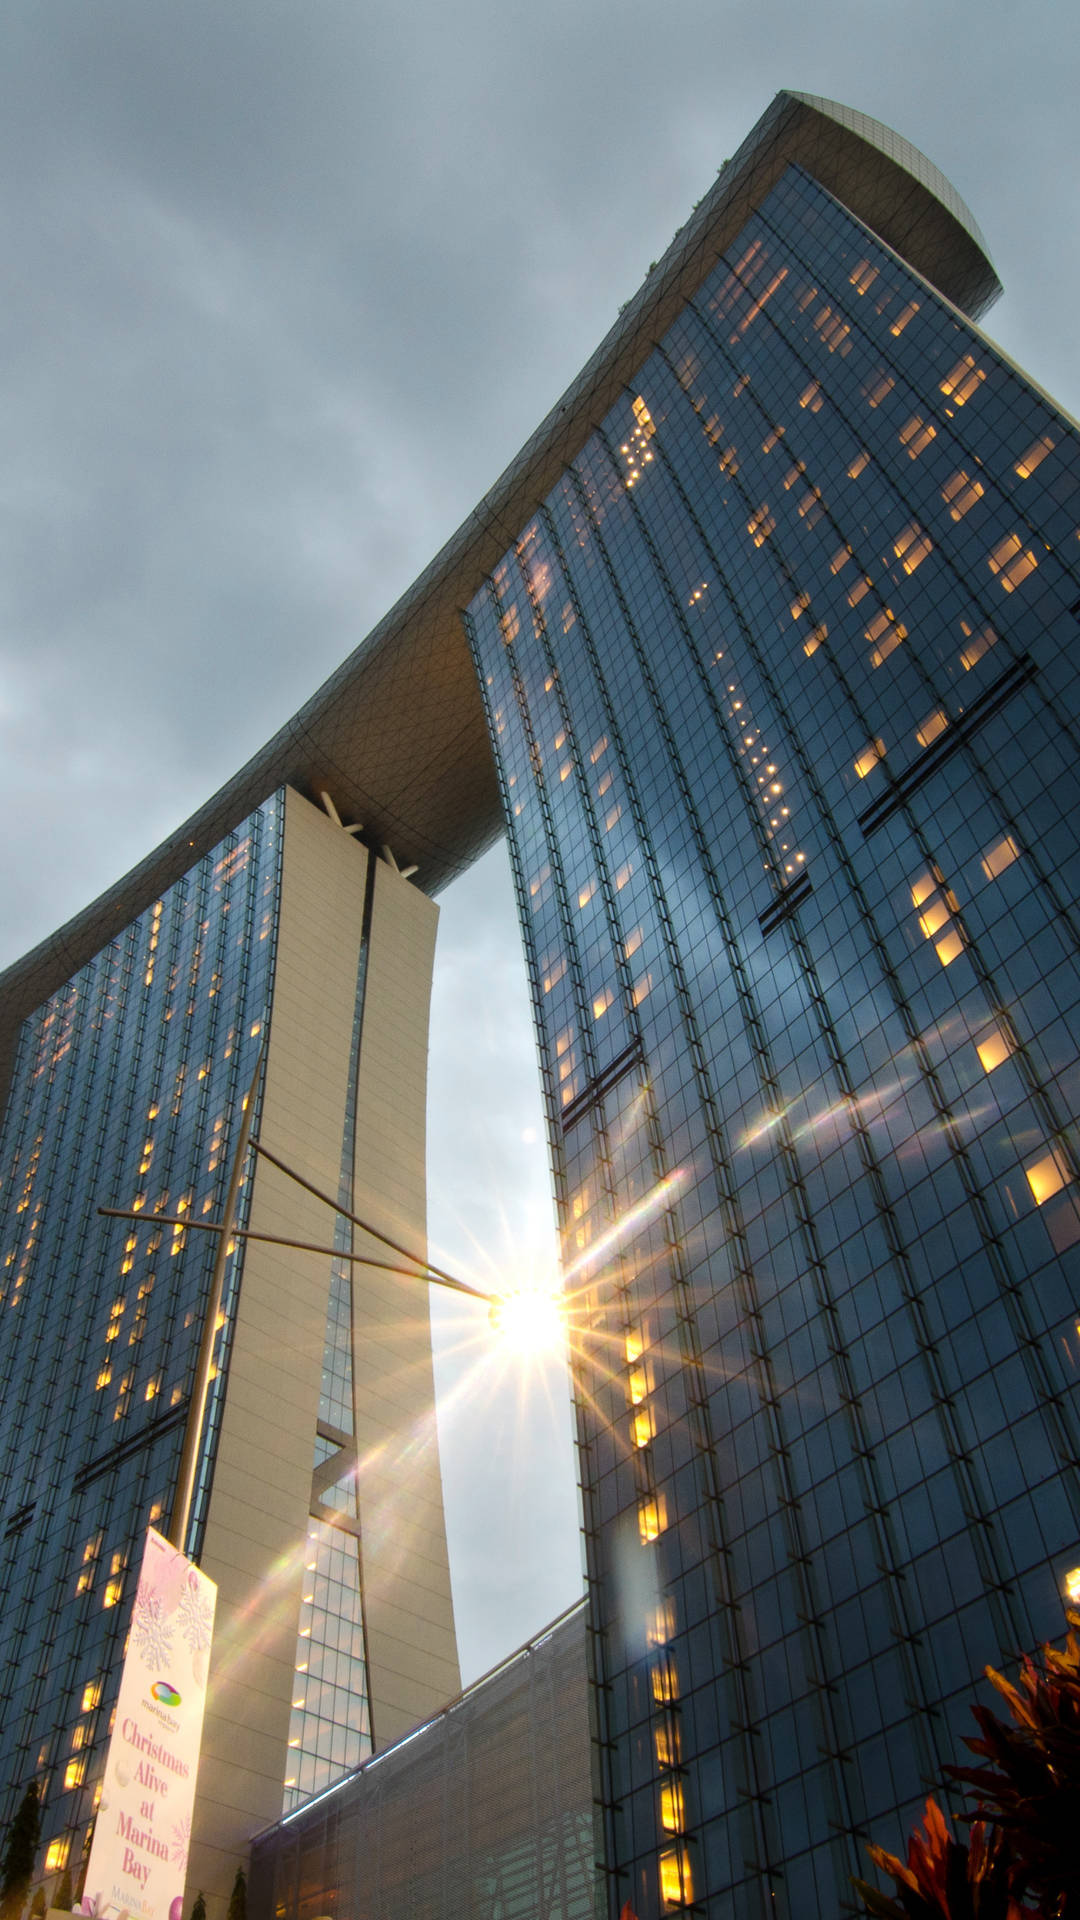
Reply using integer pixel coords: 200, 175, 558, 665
0, 0, 1076, 1684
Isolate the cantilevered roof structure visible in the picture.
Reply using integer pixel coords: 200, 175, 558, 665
0, 90, 999, 1087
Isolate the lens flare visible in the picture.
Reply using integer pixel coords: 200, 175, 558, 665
489, 1287, 565, 1354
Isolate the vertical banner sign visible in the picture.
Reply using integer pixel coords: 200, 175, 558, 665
82, 1528, 216, 1920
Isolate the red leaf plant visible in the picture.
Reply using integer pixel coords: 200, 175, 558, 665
854, 1614, 1080, 1919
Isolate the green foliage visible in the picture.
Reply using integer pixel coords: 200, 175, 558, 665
52, 1868, 73, 1913
188, 1893, 206, 1920
225, 1869, 246, 1920
854, 1615, 1080, 1919
0, 1783, 41, 1920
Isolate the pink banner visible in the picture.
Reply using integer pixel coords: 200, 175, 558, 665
81, 1528, 216, 1920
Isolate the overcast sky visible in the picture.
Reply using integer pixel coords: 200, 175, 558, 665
0, 0, 1076, 1685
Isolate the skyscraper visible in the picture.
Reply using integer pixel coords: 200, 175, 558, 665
2, 87, 1080, 1920
0, 789, 459, 1905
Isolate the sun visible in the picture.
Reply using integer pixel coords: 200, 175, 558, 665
488, 1287, 565, 1356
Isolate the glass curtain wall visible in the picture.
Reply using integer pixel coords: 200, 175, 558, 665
465, 165, 1080, 1918
0, 797, 283, 1880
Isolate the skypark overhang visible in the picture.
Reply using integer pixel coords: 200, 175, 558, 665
0, 89, 999, 1069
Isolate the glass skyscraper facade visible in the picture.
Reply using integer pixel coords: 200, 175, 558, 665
0, 799, 281, 1880
466, 159, 1080, 1917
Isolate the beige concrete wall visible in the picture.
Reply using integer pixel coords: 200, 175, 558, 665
350, 858, 460, 1749
187, 793, 459, 1909
189, 791, 367, 1907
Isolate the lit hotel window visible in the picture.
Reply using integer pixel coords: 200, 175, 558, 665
1025, 1148, 1071, 1207
1015, 433, 1055, 478
987, 532, 1038, 592
942, 470, 984, 520
915, 709, 948, 749
981, 834, 1021, 881
854, 738, 886, 779
976, 1028, 1013, 1074
633, 1408, 655, 1449
639, 1494, 668, 1543
659, 1845, 694, 1907
940, 353, 986, 405
660, 1781, 686, 1833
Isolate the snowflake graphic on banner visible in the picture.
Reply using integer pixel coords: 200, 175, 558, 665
171, 1815, 192, 1870
131, 1590, 174, 1669
177, 1579, 213, 1655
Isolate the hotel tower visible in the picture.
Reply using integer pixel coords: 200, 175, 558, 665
3, 91, 1080, 1920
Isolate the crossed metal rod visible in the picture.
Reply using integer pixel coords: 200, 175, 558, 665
97, 1047, 494, 1550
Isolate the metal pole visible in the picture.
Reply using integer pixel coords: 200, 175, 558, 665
167, 1045, 264, 1552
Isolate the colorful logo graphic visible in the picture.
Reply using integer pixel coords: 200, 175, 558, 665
152, 1681, 181, 1707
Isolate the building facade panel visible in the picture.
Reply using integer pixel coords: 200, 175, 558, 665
0, 788, 459, 1909
466, 161, 1080, 1918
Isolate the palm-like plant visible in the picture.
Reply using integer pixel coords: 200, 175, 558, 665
854, 1615, 1080, 1920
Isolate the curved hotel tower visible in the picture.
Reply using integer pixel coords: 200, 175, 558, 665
2, 90, 1080, 1920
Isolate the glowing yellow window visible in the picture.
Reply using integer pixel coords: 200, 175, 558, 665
632, 972, 654, 1008
976, 1029, 1012, 1074
624, 927, 643, 960
761, 425, 784, 453
542, 956, 567, 993
910, 870, 938, 909
981, 834, 1021, 881
803, 623, 827, 658
632, 1408, 655, 1449
988, 534, 1038, 592
605, 804, 622, 832
559, 762, 572, 783
652, 1656, 679, 1703
103, 1577, 124, 1609
1015, 434, 1055, 478
747, 505, 775, 546
847, 576, 872, 608
1064, 1567, 1080, 1605
942, 470, 985, 520
854, 738, 886, 779
64, 1757, 86, 1790
915, 709, 948, 749
894, 522, 932, 573
1025, 1148, 1071, 1207
935, 928, 964, 967
529, 864, 551, 899
890, 298, 920, 335
718, 445, 739, 475
616, 862, 634, 891
940, 354, 986, 405
898, 415, 937, 459
849, 259, 878, 294
45, 1841, 70, 1874
593, 988, 614, 1021
655, 1720, 682, 1766
847, 448, 870, 479
866, 607, 907, 666
863, 373, 895, 408
648, 1597, 677, 1645
918, 897, 950, 939
830, 543, 852, 574
660, 1782, 686, 1833
590, 734, 609, 764
659, 1846, 693, 1907
624, 1328, 644, 1364
960, 622, 996, 670
638, 1494, 668, 1543
629, 1366, 649, 1405
81, 1680, 101, 1712
799, 380, 823, 411
578, 878, 596, 909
